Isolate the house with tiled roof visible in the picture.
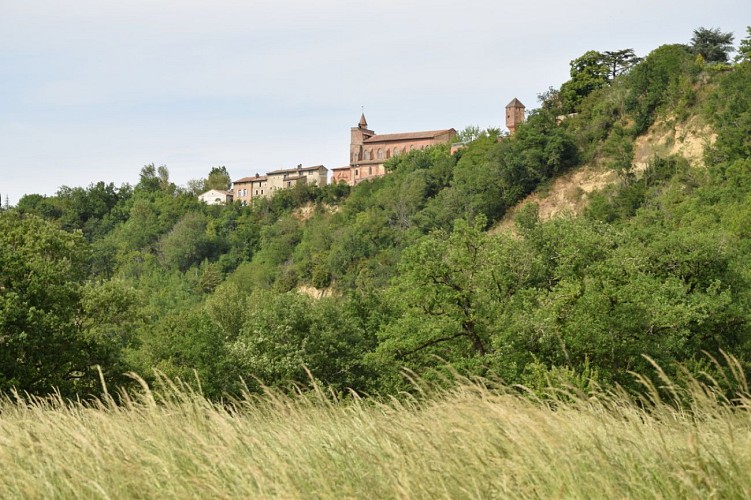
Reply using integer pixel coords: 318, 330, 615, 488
198, 189, 233, 205
232, 175, 260, 205
266, 165, 327, 196
231, 165, 327, 204
333, 113, 456, 185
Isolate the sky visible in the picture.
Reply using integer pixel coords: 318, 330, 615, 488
1, 1, 748, 205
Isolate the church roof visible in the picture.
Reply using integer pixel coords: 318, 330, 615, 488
359, 113, 368, 127
506, 98, 525, 108
363, 129, 455, 144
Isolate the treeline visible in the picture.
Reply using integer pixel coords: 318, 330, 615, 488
2, 29, 751, 399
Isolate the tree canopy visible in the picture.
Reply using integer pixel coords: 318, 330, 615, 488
690, 26, 735, 63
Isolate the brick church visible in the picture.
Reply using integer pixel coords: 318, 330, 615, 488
332, 98, 525, 185
331, 114, 456, 185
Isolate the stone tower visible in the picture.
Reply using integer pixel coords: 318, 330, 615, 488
350, 113, 374, 165
505, 98, 526, 135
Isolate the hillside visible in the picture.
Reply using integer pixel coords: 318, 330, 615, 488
495, 112, 717, 230
2, 36, 751, 401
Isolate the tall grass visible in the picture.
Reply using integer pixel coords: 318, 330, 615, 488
1, 362, 751, 499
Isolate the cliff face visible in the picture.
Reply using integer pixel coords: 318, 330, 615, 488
493, 113, 716, 232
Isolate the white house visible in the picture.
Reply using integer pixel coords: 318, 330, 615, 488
198, 189, 233, 205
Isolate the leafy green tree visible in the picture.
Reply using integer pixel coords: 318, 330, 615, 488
157, 211, 221, 272
737, 26, 751, 63
602, 49, 641, 80
690, 27, 735, 63
625, 44, 699, 133
560, 50, 610, 112
0, 213, 105, 395
372, 217, 496, 385
206, 166, 232, 191
228, 291, 376, 393
133, 307, 238, 398
704, 61, 751, 165
79, 279, 144, 386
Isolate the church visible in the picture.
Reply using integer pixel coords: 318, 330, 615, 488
331, 114, 456, 185
332, 98, 525, 185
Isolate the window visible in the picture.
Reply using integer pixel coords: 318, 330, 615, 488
355, 169, 359, 176
393, 147, 398, 156
377, 149, 382, 159
287, 181, 291, 187
369, 166, 372, 175
410, 145, 414, 151
261, 190, 264, 195
364, 150, 369, 160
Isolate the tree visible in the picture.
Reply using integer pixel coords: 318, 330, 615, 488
0, 213, 105, 395
690, 27, 734, 63
206, 166, 232, 191
602, 49, 641, 80
157, 211, 221, 272
373, 217, 495, 379
737, 26, 751, 63
559, 50, 610, 112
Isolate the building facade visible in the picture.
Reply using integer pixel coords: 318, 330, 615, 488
266, 165, 327, 194
333, 114, 456, 185
198, 189, 233, 205
231, 166, 327, 203
232, 176, 255, 205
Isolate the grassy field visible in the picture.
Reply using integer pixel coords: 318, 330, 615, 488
1, 366, 751, 499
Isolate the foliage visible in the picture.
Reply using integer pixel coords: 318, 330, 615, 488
206, 166, 232, 191
704, 61, 751, 164
737, 26, 751, 63
4, 35, 751, 401
690, 26, 735, 63
624, 44, 699, 133
602, 49, 641, 79
0, 213, 109, 395
560, 50, 610, 112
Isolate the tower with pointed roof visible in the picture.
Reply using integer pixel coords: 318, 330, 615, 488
350, 113, 374, 165
505, 98, 525, 135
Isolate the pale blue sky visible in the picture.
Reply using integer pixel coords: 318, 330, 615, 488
1, 1, 748, 205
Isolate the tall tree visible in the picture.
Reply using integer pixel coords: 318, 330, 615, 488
559, 50, 610, 112
737, 26, 751, 63
206, 166, 232, 191
690, 27, 735, 63
0, 213, 104, 395
602, 49, 641, 80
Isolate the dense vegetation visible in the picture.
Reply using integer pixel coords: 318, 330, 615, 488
2, 28, 751, 402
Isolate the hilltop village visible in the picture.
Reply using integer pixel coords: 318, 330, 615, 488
198, 98, 526, 205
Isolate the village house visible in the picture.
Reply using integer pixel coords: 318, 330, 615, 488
198, 189, 233, 205
332, 114, 457, 185
266, 165, 327, 194
232, 176, 255, 205
231, 165, 327, 203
